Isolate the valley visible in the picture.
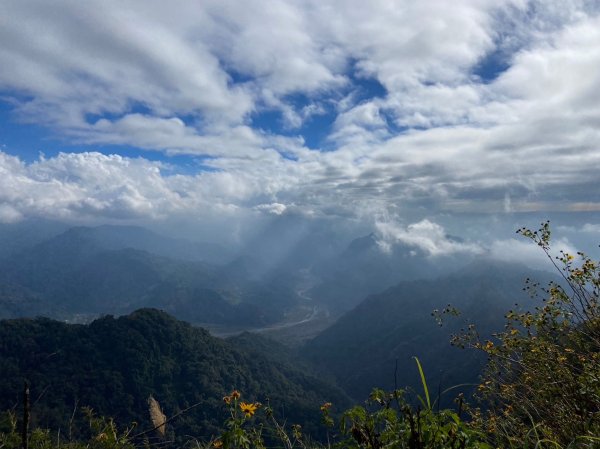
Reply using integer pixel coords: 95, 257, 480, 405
0, 220, 554, 400
0, 218, 597, 447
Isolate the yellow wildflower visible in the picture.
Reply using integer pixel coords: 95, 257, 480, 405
231, 390, 241, 400
240, 402, 259, 418
213, 440, 223, 448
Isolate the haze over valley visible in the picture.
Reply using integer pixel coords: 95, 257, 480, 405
1, 1, 599, 446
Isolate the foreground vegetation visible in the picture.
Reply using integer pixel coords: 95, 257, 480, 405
467, 223, 600, 447
1, 223, 599, 448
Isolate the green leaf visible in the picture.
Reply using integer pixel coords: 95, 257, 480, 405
414, 356, 431, 411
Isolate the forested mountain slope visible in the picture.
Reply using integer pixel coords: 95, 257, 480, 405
0, 309, 349, 442
303, 260, 557, 401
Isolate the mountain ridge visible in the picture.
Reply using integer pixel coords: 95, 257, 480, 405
0, 308, 350, 442
0, 225, 297, 325
303, 259, 559, 401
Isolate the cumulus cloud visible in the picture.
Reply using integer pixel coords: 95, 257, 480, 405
375, 219, 484, 257
0, 151, 183, 220
0, 150, 311, 224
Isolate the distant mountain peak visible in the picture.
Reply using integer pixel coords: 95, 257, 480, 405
346, 233, 378, 253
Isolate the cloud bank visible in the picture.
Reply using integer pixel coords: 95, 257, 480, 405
0, 0, 599, 233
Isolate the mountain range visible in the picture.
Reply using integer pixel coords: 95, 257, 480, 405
0, 224, 298, 325
0, 219, 561, 415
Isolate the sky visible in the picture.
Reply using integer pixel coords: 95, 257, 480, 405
1, 0, 600, 255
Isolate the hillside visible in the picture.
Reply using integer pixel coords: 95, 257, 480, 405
0, 225, 298, 325
0, 219, 70, 261
303, 260, 558, 401
0, 309, 349, 442
308, 233, 472, 313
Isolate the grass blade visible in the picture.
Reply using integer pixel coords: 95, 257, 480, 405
413, 356, 431, 410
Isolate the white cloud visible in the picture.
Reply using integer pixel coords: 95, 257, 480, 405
0, 151, 182, 220
0, 203, 23, 223
0, 150, 312, 224
375, 219, 483, 257
0, 1, 253, 130
582, 223, 600, 233
0, 0, 599, 225
254, 203, 288, 215
488, 237, 579, 270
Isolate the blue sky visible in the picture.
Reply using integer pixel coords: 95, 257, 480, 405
1, 0, 600, 255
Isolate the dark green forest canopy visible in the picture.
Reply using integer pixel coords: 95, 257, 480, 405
0, 309, 349, 442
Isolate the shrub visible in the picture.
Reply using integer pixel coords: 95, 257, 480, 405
457, 222, 600, 448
